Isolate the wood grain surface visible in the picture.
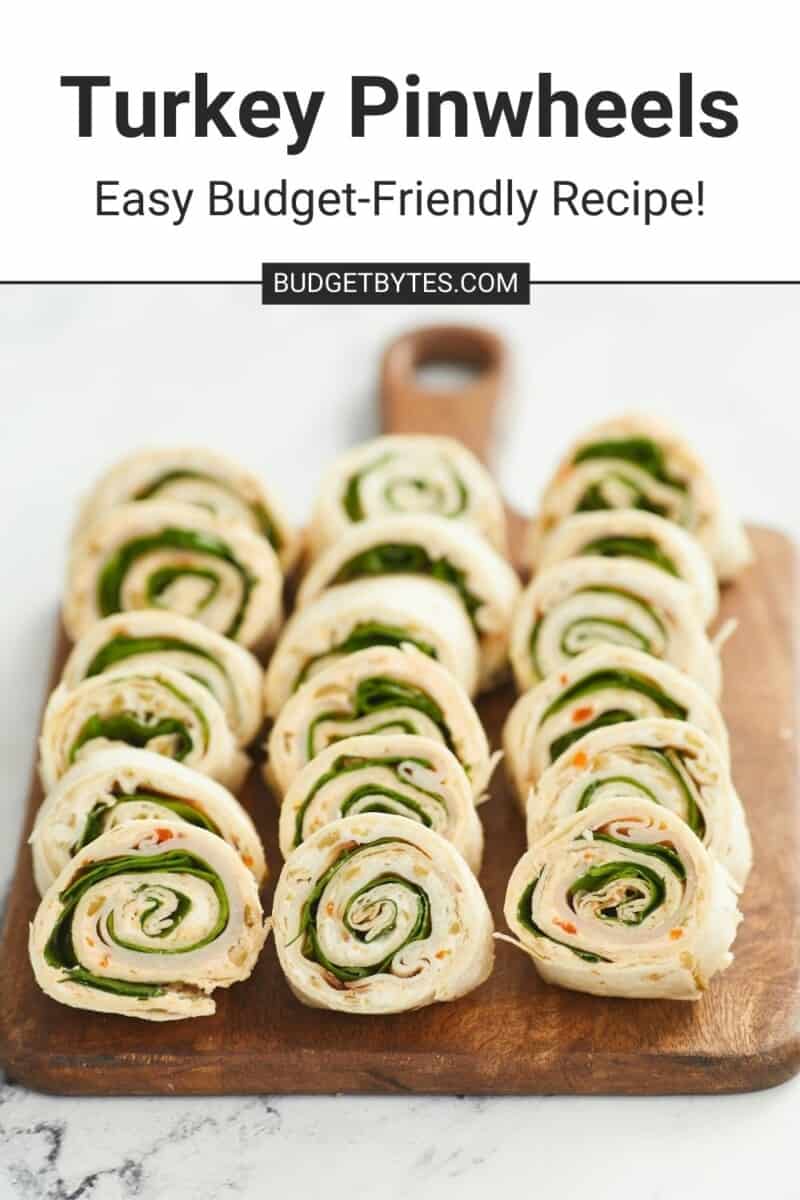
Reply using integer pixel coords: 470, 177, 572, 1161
379, 324, 505, 463
0, 525, 797, 1095
1, 326, 798, 1094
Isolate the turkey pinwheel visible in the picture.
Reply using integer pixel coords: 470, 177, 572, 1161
527, 413, 752, 582
277, 734, 484, 871
503, 796, 742, 999
266, 644, 492, 800
75, 445, 299, 570
509, 557, 721, 697
30, 820, 267, 1020
263, 576, 480, 716
297, 514, 520, 688
527, 719, 751, 889
40, 667, 249, 793
272, 813, 494, 1013
535, 509, 718, 626
307, 434, 507, 558
31, 748, 266, 896
504, 645, 729, 805
61, 611, 263, 746
64, 500, 283, 650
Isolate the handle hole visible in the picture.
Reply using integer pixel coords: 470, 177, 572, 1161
414, 361, 483, 392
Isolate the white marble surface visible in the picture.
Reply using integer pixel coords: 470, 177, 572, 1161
0, 284, 798, 1199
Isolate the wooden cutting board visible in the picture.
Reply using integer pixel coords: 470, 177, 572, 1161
1, 328, 798, 1095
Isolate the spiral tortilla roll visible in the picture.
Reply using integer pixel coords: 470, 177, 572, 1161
528, 413, 752, 582
266, 644, 493, 800
278, 734, 484, 871
510, 557, 721, 698
64, 500, 283, 650
272, 813, 494, 1013
29, 820, 267, 1020
40, 667, 250, 794
504, 645, 729, 805
263, 576, 481, 716
527, 719, 751, 889
297, 514, 520, 689
307, 434, 507, 558
61, 611, 263, 746
503, 796, 742, 999
31, 748, 266, 896
535, 510, 718, 626
75, 445, 299, 571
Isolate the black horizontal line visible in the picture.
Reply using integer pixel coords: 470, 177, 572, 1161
1, 279, 799, 286
530, 280, 800, 285
0, 279, 262, 285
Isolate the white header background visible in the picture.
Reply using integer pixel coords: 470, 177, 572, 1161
2, 3, 800, 1191
2, 0, 799, 281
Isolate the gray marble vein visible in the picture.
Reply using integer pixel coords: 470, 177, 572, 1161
1, 1076, 798, 1200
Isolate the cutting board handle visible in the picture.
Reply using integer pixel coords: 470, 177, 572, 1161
379, 324, 506, 465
